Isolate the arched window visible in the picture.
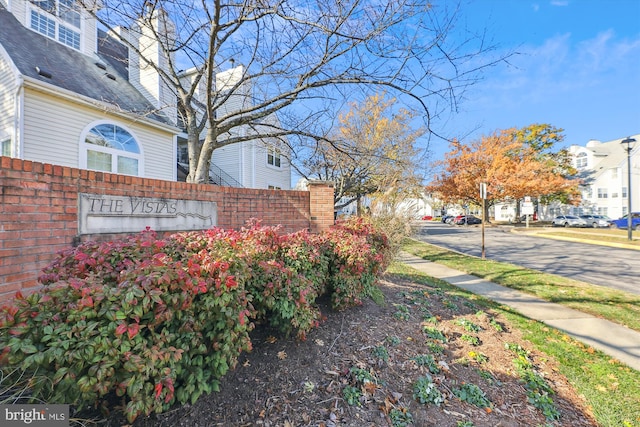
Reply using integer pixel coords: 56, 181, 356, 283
81, 123, 142, 176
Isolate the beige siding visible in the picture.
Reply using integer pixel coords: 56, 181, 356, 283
212, 141, 243, 183
7, 0, 27, 27
22, 88, 175, 180
82, 15, 98, 57
211, 139, 291, 190
255, 144, 292, 190
0, 52, 16, 147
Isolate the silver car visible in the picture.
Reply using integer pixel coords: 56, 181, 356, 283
580, 214, 612, 228
551, 215, 587, 228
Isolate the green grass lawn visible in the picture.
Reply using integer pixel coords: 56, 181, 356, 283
402, 238, 640, 333
510, 223, 640, 247
388, 260, 640, 427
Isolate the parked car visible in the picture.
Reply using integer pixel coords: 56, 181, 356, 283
442, 215, 456, 224
421, 215, 433, 221
608, 212, 640, 230
551, 215, 587, 228
580, 214, 612, 228
454, 215, 482, 225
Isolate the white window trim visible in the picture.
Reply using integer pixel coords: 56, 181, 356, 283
266, 146, 282, 169
0, 129, 12, 157
79, 121, 144, 177
27, 1, 82, 51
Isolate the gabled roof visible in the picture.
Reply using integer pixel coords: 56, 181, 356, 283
0, 5, 173, 127
581, 136, 639, 181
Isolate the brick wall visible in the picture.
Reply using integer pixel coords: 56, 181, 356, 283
0, 157, 334, 302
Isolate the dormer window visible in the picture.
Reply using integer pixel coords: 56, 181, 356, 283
29, 0, 81, 50
575, 152, 588, 169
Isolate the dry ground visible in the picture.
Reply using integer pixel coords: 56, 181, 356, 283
102, 272, 598, 427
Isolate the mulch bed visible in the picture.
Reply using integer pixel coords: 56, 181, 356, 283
103, 273, 597, 427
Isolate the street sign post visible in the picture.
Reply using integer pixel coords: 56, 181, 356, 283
522, 197, 534, 228
480, 183, 487, 259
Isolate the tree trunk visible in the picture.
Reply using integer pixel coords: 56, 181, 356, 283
515, 199, 522, 222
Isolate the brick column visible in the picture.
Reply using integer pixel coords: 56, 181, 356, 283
307, 180, 335, 233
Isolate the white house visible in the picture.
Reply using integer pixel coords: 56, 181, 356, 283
568, 134, 640, 219
489, 134, 640, 222
176, 65, 292, 189
0, 0, 178, 180
0, 0, 290, 189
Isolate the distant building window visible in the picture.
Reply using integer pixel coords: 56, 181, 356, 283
576, 152, 588, 169
177, 145, 189, 164
1, 138, 11, 157
623, 207, 628, 216
597, 207, 608, 216
611, 168, 618, 179
82, 123, 142, 176
268, 185, 282, 190
597, 188, 608, 199
611, 191, 618, 198
622, 187, 628, 198
29, 0, 81, 50
267, 147, 281, 168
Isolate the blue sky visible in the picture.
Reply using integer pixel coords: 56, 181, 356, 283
428, 0, 640, 159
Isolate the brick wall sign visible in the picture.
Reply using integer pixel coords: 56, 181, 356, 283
78, 193, 217, 234
1, 156, 334, 302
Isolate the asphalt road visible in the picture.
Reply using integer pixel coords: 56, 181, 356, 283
414, 222, 640, 296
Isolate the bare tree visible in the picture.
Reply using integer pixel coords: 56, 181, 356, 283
83, 0, 506, 183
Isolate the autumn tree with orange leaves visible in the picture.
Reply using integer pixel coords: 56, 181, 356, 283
303, 94, 426, 212
427, 125, 580, 221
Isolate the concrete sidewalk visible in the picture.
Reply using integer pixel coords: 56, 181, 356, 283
398, 252, 640, 372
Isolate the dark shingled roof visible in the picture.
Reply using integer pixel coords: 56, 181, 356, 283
0, 5, 174, 126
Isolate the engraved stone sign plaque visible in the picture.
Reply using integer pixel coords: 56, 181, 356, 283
78, 193, 217, 234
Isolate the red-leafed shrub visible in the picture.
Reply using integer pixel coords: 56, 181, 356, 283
239, 223, 330, 339
0, 217, 391, 422
1, 229, 254, 422
322, 216, 392, 310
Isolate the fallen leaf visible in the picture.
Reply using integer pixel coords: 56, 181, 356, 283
243, 360, 250, 367
277, 351, 287, 360
314, 339, 325, 346
379, 397, 393, 414
363, 382, 379, 395
595, 384, 607, 392
266, 336, 278, 344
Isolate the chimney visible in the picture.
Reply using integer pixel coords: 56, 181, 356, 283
129, 5, 177, 125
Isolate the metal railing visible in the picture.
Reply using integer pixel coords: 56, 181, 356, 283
177, 163, 244, 188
